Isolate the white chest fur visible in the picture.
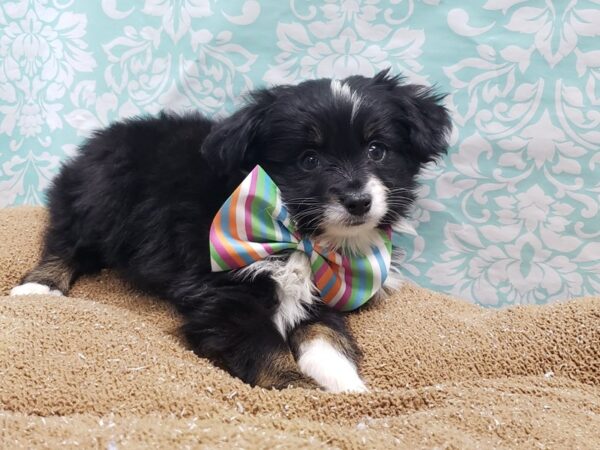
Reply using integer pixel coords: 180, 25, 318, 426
239, 251, 317, 338
240, 245, 405, 338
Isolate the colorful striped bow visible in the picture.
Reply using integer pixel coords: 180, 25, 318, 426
209, 166, 392, 311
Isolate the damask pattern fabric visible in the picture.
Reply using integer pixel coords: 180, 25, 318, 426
0, 0, 599, 306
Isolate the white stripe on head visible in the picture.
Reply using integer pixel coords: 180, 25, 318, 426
330, 79, 362, 122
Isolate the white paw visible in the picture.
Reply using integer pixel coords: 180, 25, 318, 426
323, 371, 369, 394
10, 282, 63, 297
334, 377, 369, 394
297, 338, 369, 393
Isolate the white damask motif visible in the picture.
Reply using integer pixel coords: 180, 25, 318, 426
427, 226, 585, 305
485, 0, 600, 67
181, 29, 257, 114
0, 150, 60, 207
142, 0, 212, 43
444, 44, 541, 137
102, 25, 171, 116
555, 79, 600, 150
574, 48, 600, 105
108, 3, 256, 115
497, 110, 587, 173
64, 1, 258, 132
0, 1, 96, 144
64, 80, 119, 137
264, 0, 426, 84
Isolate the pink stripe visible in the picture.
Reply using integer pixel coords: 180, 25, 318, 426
332, 263, 353, 309
313, 260, 329, 283
210, 227, 243, 269
244, 168, 259, 239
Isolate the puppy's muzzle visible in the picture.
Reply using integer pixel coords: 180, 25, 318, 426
340, 191, 372, 216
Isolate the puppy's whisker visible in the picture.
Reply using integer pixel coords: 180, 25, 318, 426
386, 201, 414, 208
297, 214, 323, 227
283, 196, 321, 202
387, 193, 416, 199
284, 199, 321, 205
387, 187, 416, 192
386, 196, 415, 204
387, 199, 413, 203
292, 208, 322, 219
387, 211, 414, 225
387, 203, 414, 208
291, 210, 323, 225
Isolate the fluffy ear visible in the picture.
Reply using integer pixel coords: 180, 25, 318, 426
373, 69, 452, 165
201, 89, 276, 174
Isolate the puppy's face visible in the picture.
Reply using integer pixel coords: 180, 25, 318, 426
203, 70, 452, 249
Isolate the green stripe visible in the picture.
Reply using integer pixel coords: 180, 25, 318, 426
211, 248, 230, 271
310, 252, 327, 278
347, 255, 373, 310
364, 257, 374, 302
250, 169, 266, 240
347, 257, 358, 309
262, 170, 279, 240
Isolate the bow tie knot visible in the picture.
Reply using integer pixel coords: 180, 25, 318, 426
209, 166, 392, 311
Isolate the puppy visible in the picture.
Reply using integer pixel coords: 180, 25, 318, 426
11, 69, 451, 392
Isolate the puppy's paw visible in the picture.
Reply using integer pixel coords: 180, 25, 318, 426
10, 282, 63, 297
297, 338, 369, 393
319, 369, 368, 393
330, 375, 369, 394
283, 376, 322, 390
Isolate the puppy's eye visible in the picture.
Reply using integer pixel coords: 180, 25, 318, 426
367, 143, 387, 162
300, 151, 320, 171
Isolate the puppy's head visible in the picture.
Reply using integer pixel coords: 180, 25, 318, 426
203, 69, 451, 251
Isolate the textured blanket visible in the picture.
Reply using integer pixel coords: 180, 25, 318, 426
1, 207, 599, 449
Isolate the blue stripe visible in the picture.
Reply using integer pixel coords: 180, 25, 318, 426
278, 218, 294, 243
276, 199, 295, 243
276, 198, 289, 224
220, 191, 257, 266
219, 197, 234, 237
318, 268, 336, 298
257, 172, 269, 239
299, 238, 313, 253
348, 255, 367, 310
373, 245, 388, 283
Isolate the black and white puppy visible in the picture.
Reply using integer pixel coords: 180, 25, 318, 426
11, 69, 451, 392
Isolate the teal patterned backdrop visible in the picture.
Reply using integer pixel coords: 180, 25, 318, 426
1, 1, 599, 306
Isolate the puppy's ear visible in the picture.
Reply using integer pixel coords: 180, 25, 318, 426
373, 68, 452, 165
201, 89, 275, 174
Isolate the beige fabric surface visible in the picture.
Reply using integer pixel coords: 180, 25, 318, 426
1, 207, 599, 449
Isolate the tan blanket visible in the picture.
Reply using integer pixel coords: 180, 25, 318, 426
1, 207, 599, 449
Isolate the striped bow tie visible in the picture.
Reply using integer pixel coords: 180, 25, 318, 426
209, 166, 392, 311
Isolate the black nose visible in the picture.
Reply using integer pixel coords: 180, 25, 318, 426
340, 192, 372, 216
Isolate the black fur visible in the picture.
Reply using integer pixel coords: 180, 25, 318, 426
24, 70, 451, 389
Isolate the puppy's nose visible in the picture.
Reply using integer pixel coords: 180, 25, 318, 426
341, 192, 372, 216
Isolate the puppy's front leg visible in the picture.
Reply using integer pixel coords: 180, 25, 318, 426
175, 273, 317, 390
289, 306, 367, 393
